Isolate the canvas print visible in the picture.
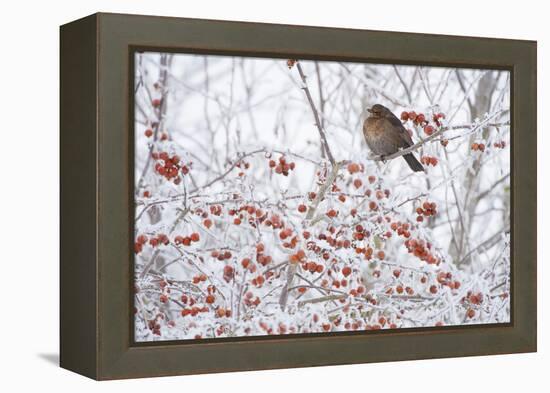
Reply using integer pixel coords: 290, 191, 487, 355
133, 52, 510, 342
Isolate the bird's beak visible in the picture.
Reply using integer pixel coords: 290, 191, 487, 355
367, 108, 373, 113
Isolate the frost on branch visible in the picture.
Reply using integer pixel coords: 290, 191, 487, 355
133, 54, 510, 341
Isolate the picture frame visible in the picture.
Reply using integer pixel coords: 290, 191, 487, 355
60, 12, 536, 380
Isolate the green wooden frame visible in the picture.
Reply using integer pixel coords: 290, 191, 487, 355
60, 12, 537, 380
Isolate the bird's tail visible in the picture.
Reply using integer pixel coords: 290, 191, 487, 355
402, 153, 425, 172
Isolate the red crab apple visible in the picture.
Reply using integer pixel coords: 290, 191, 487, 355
223, 265, 235, 282
342, 266, 352, 277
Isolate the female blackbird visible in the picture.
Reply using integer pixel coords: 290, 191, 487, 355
363, 104, 424, 172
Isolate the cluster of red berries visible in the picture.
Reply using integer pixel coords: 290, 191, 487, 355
278, 227, 293, 240
215, 307, 231, 318
209, 205, 223, 216
461, 291, 483, 319
404, 238, 440, 265
263, 213, 284, 229
152, 151, 191, 184
191, 274, 208, 284
348, 285, 366, 297
241, 257, 257, 273
235, 160, 250, 170
147, 314, 164, 335
251, 274, 266, 287
279, 228, 300, 249
420, 156, 439, 166
471, 142, 486, 152
289, 249, 307, 264
211, 249, 232, 261
180, 294, 195, 306
302, 260, 324, 274
244, 291, 261, 307
415, 201, 437, 222
181, 306, 209, 317
352, 174, 377, 190
235, 160, 251, 177
328, 277, 349, 290
306, 244, 331, 262
174, 232, 200, 246
143, 128, 168, 141
134, 233, 174, 253
192, 205, 217, 230
375, 189, 390, 200
378, 317, 398, 329
354, 246, 375, 260
493, 141, 506, 149
401, 111, 445, 136
352, 224, 371, 241
462, 291, 484, 306
436, 271, 461, 290
313, 230, 352, 250
390, 221, 412, 238
401, 111, 428, 126
204, 285, 218, 304
255, 243, 273, 266
286, 59, 297, 69
152, 98, 162, 108
387, 284, 414, 296
134, 234, 148, 253
268, 155, 295, 176
229, 204, 266, 227
432, 112, 446, 126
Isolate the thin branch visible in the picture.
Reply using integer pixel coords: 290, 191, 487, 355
295, 62, 335, 165
457, 226, 510, 266
475, 173, 510, 202
369, 120, 509, 162
306, 162, 342, 221
393, 65, 412, 104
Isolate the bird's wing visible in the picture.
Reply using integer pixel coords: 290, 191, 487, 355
386, 113, 414, 147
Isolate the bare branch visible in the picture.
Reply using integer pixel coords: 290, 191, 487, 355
295, 62, 336, 165
369, 120, 509, 162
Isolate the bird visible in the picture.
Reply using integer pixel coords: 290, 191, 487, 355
363, 104, 424, 172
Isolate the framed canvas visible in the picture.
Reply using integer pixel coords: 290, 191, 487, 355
60, 13, 537, 380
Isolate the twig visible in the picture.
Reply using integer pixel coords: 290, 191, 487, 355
393, 65, 412, 104
135, 53, 172, 194
296, 62, 335, 165
369, 120, 509, 162
458, 226, 510, 266
475, 173, 510, 202
297, 294, 348, 307
306, 162, 342, 221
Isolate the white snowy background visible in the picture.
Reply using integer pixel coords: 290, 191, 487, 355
133, 52, 510, 341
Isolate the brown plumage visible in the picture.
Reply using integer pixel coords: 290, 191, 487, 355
363, 104, 424, 173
